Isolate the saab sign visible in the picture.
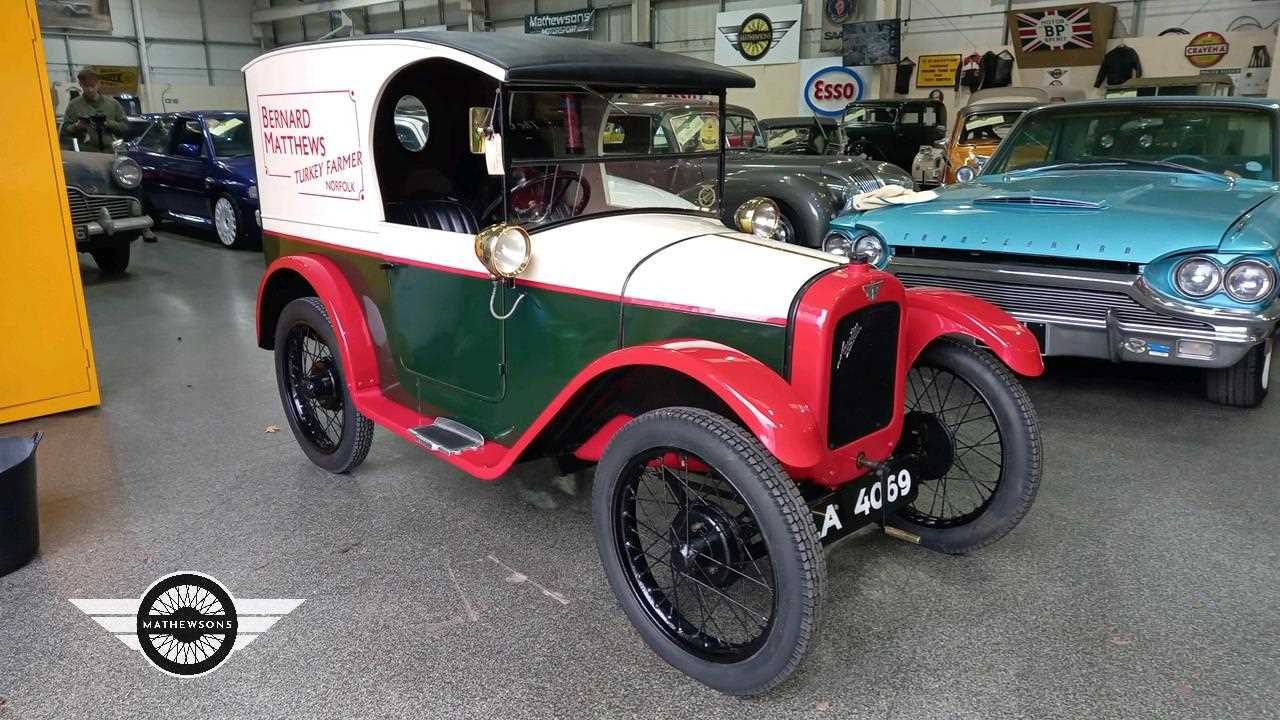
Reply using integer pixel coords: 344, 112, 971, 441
804, 65, 864, 116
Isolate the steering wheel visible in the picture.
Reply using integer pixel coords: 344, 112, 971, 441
482, 170, 590, 226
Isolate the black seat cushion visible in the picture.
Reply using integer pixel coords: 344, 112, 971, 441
385, 198, 478, 234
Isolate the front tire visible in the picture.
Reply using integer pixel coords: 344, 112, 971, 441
891, 338, 1041, 554
90, 243, 130, 274
592, 407, 824, 696
1205, 339, 1272, 408
273, 297, 373, 473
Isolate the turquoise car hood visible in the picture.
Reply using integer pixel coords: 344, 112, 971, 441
842, 170, 1277, 264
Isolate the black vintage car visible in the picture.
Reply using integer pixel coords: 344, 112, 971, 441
839, 99, 948, 173
604, 100, 913, 247
61, 150, 152, 273
758, 116, 840, 155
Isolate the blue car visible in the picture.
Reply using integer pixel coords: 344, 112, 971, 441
826, 97, 1279, 407
128, 111, 260, 248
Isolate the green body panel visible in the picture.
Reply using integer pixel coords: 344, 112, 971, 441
388, 266, 505, 401
622, 305, 787, 375
263, 232, 791, 443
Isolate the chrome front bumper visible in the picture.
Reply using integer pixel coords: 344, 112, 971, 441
76, 205, 153, 241
890, 255, 1280, 369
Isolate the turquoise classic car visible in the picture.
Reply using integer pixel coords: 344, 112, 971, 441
825, 97, 1280, 407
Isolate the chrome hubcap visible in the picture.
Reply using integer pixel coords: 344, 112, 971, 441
214, 199, 236, 246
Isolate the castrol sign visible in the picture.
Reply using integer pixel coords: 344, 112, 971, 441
803, 65, 864, 116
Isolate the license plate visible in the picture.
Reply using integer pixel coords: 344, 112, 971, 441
813, 465, 918, 546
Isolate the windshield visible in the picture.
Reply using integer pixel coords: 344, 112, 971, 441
506, 90, 721, 230
986, 106, 1275, 180
958, 111, 1022, 145
203, 116, 253, 158
842, 105, 897, 125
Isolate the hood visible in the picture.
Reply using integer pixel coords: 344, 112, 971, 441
214, 154, 257, 183
728, 151, 899, 196
624, 232, 841, 325
841, 170, 1274, 264
61, 150, 130, 195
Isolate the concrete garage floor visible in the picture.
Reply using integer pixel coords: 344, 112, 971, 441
1, 230, 1277, 720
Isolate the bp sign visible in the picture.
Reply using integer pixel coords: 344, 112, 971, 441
804, 65, 864, 117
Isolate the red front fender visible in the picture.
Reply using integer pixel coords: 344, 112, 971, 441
903, 287, 1044, 376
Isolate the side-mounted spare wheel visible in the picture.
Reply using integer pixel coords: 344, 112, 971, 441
592, 407, 825, 696
890, 337, 1042, 554
273, 297, 373, 473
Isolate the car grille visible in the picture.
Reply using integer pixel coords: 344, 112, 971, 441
846, 166, 882, 195
828, 302, 900, 448
894, 273, 1214, 332
66, 187, 135, 226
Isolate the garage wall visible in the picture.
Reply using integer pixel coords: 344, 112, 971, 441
41, 0, 259, 111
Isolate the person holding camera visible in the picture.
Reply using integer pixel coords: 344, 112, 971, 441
60, 67, 128, 152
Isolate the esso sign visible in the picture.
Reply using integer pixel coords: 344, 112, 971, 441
804, 66, 864, 116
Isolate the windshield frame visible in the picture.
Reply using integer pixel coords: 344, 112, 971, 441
498, 83, 728, 231
840, 103, 899, 126
982, 102, 1280, 181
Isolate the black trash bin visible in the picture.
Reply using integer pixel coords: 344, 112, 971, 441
0, 432, 41, 577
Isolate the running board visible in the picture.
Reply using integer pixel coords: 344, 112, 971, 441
408, 418, 485, 455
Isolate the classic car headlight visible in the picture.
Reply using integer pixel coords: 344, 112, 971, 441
954, 165, 978, 183
1174, 256, 1222, 298
111, 157, 142, 189
734, 197, 781, 239
474, 223, 532, 278
824, 230, 884, 265
247, 185, 259, 200
1224, 259, 1276, 302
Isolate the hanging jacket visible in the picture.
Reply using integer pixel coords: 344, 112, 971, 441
895, 59, 916, 95
1095, 45, 1142, 87
989, 50, 1014, 88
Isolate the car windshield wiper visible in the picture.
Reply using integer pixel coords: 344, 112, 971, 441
1006, 158, 1233, 184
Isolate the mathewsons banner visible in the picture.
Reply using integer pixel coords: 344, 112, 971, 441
714, 4, 802, 67
1006, 2, 1117, 68
255, 90, 366, 202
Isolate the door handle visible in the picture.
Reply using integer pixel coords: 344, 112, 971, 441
379, 262, 400, 271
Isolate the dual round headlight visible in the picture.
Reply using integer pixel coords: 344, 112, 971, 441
823, 230, 885, 265
1175, 256, 1277, 302
111, 157, 142, 189
474, 223, 531, 278
734, 197, 781, 240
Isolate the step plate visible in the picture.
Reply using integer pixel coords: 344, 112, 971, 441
409, 418, 484, 455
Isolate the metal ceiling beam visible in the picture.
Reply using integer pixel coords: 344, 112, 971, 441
251, 0, 398, 24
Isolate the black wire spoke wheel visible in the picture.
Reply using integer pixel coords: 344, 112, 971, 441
283, 323, 345, 453
898, 364, 1003, 528
890, 339, 1042, 555
616, 448, 777, 662
272, 297, 374, 474
593, 408, 824, 696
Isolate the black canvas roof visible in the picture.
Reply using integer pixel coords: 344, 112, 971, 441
341, 31, 755, 90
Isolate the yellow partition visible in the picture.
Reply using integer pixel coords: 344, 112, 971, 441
0, 0, 101, 424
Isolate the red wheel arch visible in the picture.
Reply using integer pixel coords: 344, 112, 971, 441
902, 287, 1044, 377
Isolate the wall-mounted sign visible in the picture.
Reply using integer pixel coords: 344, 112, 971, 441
820, 0, 856, 53
524, 8, 595, 36
803, 65, 864, 116
1185, 31, 1229, 69
1043, 67, 1071, 87
87, 65, 139, 95
841, 19, 900, 66
1006, 3, 1116, 68
38, 0, 112, 32
916, 54, 961, 88
714, 5, 801, 67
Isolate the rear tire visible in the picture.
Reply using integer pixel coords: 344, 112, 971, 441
890, 338, 1041, 554
90, 244, 130, 274
1205, 339, 1272, 408
592, 407, 824, 696
273, 297, 373, 473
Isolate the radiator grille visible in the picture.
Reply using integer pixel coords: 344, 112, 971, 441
894, 273, 1213, 332
828, 303, 900, 449
845, 166, 882, 195
66, 187, 135, 226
